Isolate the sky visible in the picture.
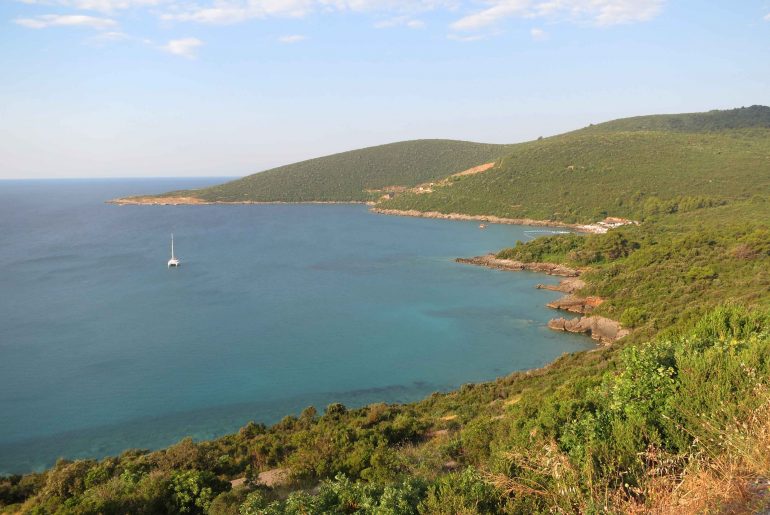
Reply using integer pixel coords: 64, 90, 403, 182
1, 0, 769, 178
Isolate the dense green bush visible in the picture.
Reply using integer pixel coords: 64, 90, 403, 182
553, 306, 770, 493
170, 470, 230, 514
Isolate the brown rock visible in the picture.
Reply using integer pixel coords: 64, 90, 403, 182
548, 316, 629, 344
536, 277, 586, 293
547, 294, 604, 314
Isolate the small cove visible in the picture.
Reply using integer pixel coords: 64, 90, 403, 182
0, 179, 593, 473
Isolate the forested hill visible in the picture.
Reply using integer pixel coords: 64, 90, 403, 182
123, 106, 770, 216
380, 106, 770, 223
585, 104, 770, 133
159, 140, 517, 203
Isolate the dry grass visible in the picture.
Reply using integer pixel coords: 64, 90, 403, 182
489, 442, 602, 513
624, 374, 770, 514
490, 379, 770, 514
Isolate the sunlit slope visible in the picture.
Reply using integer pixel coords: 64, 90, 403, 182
379, 106, 770, 223
586, 104, 770, 133
168, 140, 518, 202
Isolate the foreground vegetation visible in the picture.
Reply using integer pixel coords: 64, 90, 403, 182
5, 106, 770, 513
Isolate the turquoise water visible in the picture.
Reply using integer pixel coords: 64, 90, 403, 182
0, 179, 591, 474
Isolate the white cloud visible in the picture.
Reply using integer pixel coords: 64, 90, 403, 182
374, 15, 425, 28
17, 0, 164, 13
451, 0, 665, 31
278, 34, 307, 43
530, 26, 547, 40
447, 32, 487, 42
548, 0, 665, 26
450, 0, 528, 31
12, 0, 665, 39
160, 0, 453, 25
319, 0, 455, 13
90, 29, 128, 40
14, 14, 117, 29
764, 12, 770, 21
160, 7, 250, 24
162, 37, 203, 58
161, 0, 318, 24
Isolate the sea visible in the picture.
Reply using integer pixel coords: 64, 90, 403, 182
0, 178, 592, 474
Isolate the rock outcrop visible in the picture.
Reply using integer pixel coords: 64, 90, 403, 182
457, 254, 630, 344
546, 294, 604, 314
456, 255, 580, 277
548, 316, 630, 344
536, 277, 586, 293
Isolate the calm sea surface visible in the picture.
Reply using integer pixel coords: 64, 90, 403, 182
0, 179, 591, 473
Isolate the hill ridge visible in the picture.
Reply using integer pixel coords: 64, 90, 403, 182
118, 106, 770, 224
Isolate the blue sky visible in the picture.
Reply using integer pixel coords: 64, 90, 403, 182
1, 0, 769, 178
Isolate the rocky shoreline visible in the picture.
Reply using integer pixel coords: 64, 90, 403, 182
109, 199, 629, 235
108, 196, 371, 206
372, 208, 641, 234
371, 208, 600, 232
547, 316, 630, 344
455, 254, 581, 277
457, 254, 629, 344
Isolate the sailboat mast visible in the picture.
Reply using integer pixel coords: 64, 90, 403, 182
171, 233, 175, 259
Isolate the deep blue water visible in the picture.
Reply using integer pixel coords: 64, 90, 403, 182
0, 179, 591, 474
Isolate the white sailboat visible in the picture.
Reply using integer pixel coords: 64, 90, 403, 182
167, 233, 180, 268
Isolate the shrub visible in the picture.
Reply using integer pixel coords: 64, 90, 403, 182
170, 470, 229, 514
620, 307, 647, 328
325, 403, 348, 418
419, 468, 503, 514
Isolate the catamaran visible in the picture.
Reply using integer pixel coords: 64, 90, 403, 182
168, 233, 180, 268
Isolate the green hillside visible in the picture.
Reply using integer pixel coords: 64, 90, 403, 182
163, 140, 517, 203
587, 104, 770, 133
380, 106, 770, 223
136, 106, 770, 216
